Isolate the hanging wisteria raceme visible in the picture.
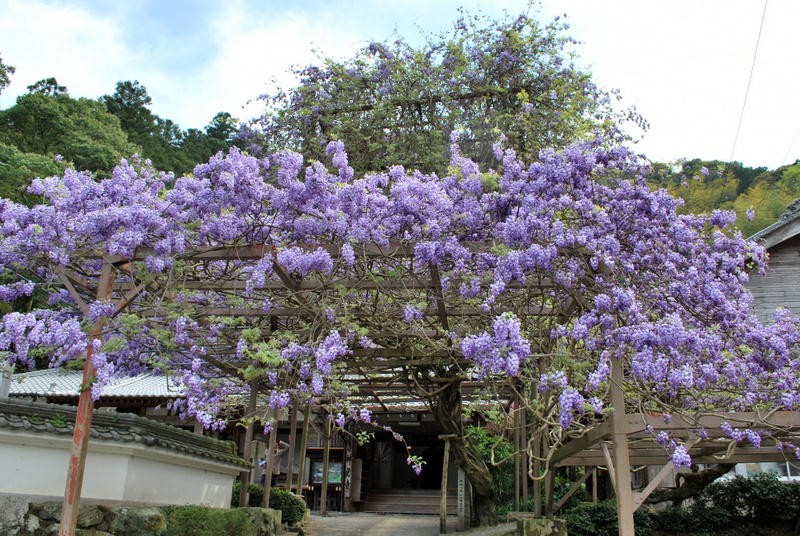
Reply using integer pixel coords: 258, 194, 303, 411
0, 132, 798, 470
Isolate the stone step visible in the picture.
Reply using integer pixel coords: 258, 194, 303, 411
359, 492, 458, 515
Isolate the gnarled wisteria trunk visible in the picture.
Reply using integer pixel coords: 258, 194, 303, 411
431, 379, 497, 528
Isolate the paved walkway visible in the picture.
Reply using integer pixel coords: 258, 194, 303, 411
304, 513, 517, 536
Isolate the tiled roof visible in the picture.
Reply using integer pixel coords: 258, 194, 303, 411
0, 399, 250, 469
749, 198, 800, 248
10, 368, 182, 399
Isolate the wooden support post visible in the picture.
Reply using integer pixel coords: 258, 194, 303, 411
544, 468, 555, 518
285, 399, 300, 492
321, 414, 331, 515
60, 258, 114, 536
601, 442, 617, 493
610, 358, 635, 536
262, 408, 279, 509
296, 405, 312, 496
239, 379, 259, 507
513, 402, 521, 512
521, 409, 529, 512
439, 434, 456, 534
533, 431, 541, 517
519, 384, 541, 515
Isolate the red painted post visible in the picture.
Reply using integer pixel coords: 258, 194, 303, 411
59, 259, 115, 536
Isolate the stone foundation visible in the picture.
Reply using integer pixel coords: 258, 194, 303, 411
508, 513, 567, 536
0, 497, 284, 536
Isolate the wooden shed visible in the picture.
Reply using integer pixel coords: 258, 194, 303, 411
748, 199, 800, 322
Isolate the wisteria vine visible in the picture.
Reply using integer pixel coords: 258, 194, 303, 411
0, 132, 798, 473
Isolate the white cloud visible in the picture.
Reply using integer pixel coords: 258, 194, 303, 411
0, 1, 135, 104
168, 3, 358, 128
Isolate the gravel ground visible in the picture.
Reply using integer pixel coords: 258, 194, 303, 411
303, 513, 517, 536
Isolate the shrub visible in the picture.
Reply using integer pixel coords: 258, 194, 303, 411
563, 501, 652, 536
269, 487, 307, 524
700, 472, 800, 524
651, 504, 732, 535
164, 505, 252, 536
230, 481, 265, 508
230, 482, 306, 524
465, 425, 514, 507
550, 473, 592, 512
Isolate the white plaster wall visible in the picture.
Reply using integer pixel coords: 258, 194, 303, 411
0, 429, 239, 508
124, 453, 236, 507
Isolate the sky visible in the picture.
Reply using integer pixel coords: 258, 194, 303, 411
1, 0, 799, 170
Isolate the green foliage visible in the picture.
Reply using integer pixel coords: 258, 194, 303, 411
549, 473, 591, 513
0, 53, 15, 96
230, 481, 264, 508
164, 505, 252, 536
50, 413, 67, 426
651, 503, 732, 535
100, 80, 155, 135
465, 425, 514, 506
63, 358, 86, 371
100, 80, 240, 175
27, 77, 68, 96
648, 157, 800, 237
268, 487, 307, 524
356, 430, 375, 445
731, 178, 795, 236
0, 90, 138, 174
563, 501, 652, 536
229, 483, 306, 524
255, 8, 637, 174
699, 472, 800, 524
649, 473, 800, 535
0, 142, 68, 204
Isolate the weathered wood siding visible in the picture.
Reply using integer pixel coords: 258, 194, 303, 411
748, 234, 800, 322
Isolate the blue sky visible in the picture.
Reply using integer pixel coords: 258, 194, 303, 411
1, 0, 799, 169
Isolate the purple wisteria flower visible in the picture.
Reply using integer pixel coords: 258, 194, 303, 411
0, 121, 796, 477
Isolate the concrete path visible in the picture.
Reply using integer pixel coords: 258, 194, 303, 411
304, 513, 517, 536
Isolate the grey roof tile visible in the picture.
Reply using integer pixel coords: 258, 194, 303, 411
10, 368, 182, 399
0, 399, 250, 469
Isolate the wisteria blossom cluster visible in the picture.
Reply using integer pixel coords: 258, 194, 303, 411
0, 131, 798, 467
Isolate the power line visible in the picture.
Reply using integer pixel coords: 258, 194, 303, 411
715, 0, 768, 210
728, 0, 769, 165
780, 127, 800, 167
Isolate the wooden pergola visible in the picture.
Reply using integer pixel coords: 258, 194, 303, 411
542, 363, 800, 534
55, 243, 550, 533
50, 243, 799, 535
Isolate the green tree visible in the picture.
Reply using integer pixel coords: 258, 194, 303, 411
667, 172, 739, 215
27, 77, 68, 97
100, 80, 234, 175
0, 90, 138, 174
251, 8, 644, 173
730, 163, 800, 236
206, 111, 239, 144
0, 53, 15, 96
0, 142, 68, 204
100, 80, 156, 135
100, 80, 179, 170
181, 112, 241, 169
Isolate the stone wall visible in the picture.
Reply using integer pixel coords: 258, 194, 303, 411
0, 497, 284, 536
